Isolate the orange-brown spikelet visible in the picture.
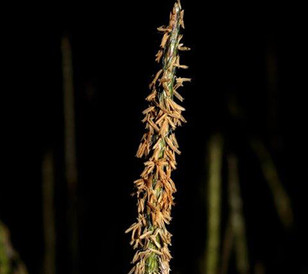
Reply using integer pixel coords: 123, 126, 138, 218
126, 1, 190, 273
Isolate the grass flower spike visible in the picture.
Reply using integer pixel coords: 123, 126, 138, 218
126, 1, 190, 273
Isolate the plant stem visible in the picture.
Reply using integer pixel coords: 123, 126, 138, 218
0, 222, 10, 274
205, 134, 223, 274
42, 150, 56, 274
250, 139, 293, 227
62, 34, 79, 274
227, 154, 249, 274
0, 222, 28, 274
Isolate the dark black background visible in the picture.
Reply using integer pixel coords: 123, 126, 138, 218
2, 0, 308, 273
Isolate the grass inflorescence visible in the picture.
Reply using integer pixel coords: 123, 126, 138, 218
126, 1, 190, 273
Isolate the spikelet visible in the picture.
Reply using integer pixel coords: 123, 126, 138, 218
126, 1, 190, 273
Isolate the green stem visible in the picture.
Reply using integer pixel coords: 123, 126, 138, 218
250, 139, 293, 227
227, 155, 249, 274
0, 222, 10, 274
205, 135, 223, 274
0, 221, 28, 274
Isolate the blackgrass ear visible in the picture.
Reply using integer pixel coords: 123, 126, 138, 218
125, 1, 191, 273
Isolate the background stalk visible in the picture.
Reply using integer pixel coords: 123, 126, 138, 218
227, 154, 250, 274
250, 139, 293, 227
42, 150, 56, 274
204, 135, 223, 274
0, 222, 28, 274
62, 35, 79, 274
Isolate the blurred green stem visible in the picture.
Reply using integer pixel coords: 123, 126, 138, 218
228, 154, 249, 274
205, 135, 223, 274
0, 222, 10, 274
42, 151, 56, 274
62, 34, 79, 274
251, 139, 293, 227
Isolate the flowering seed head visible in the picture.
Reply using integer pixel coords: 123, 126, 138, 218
127, 1, 190, 273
